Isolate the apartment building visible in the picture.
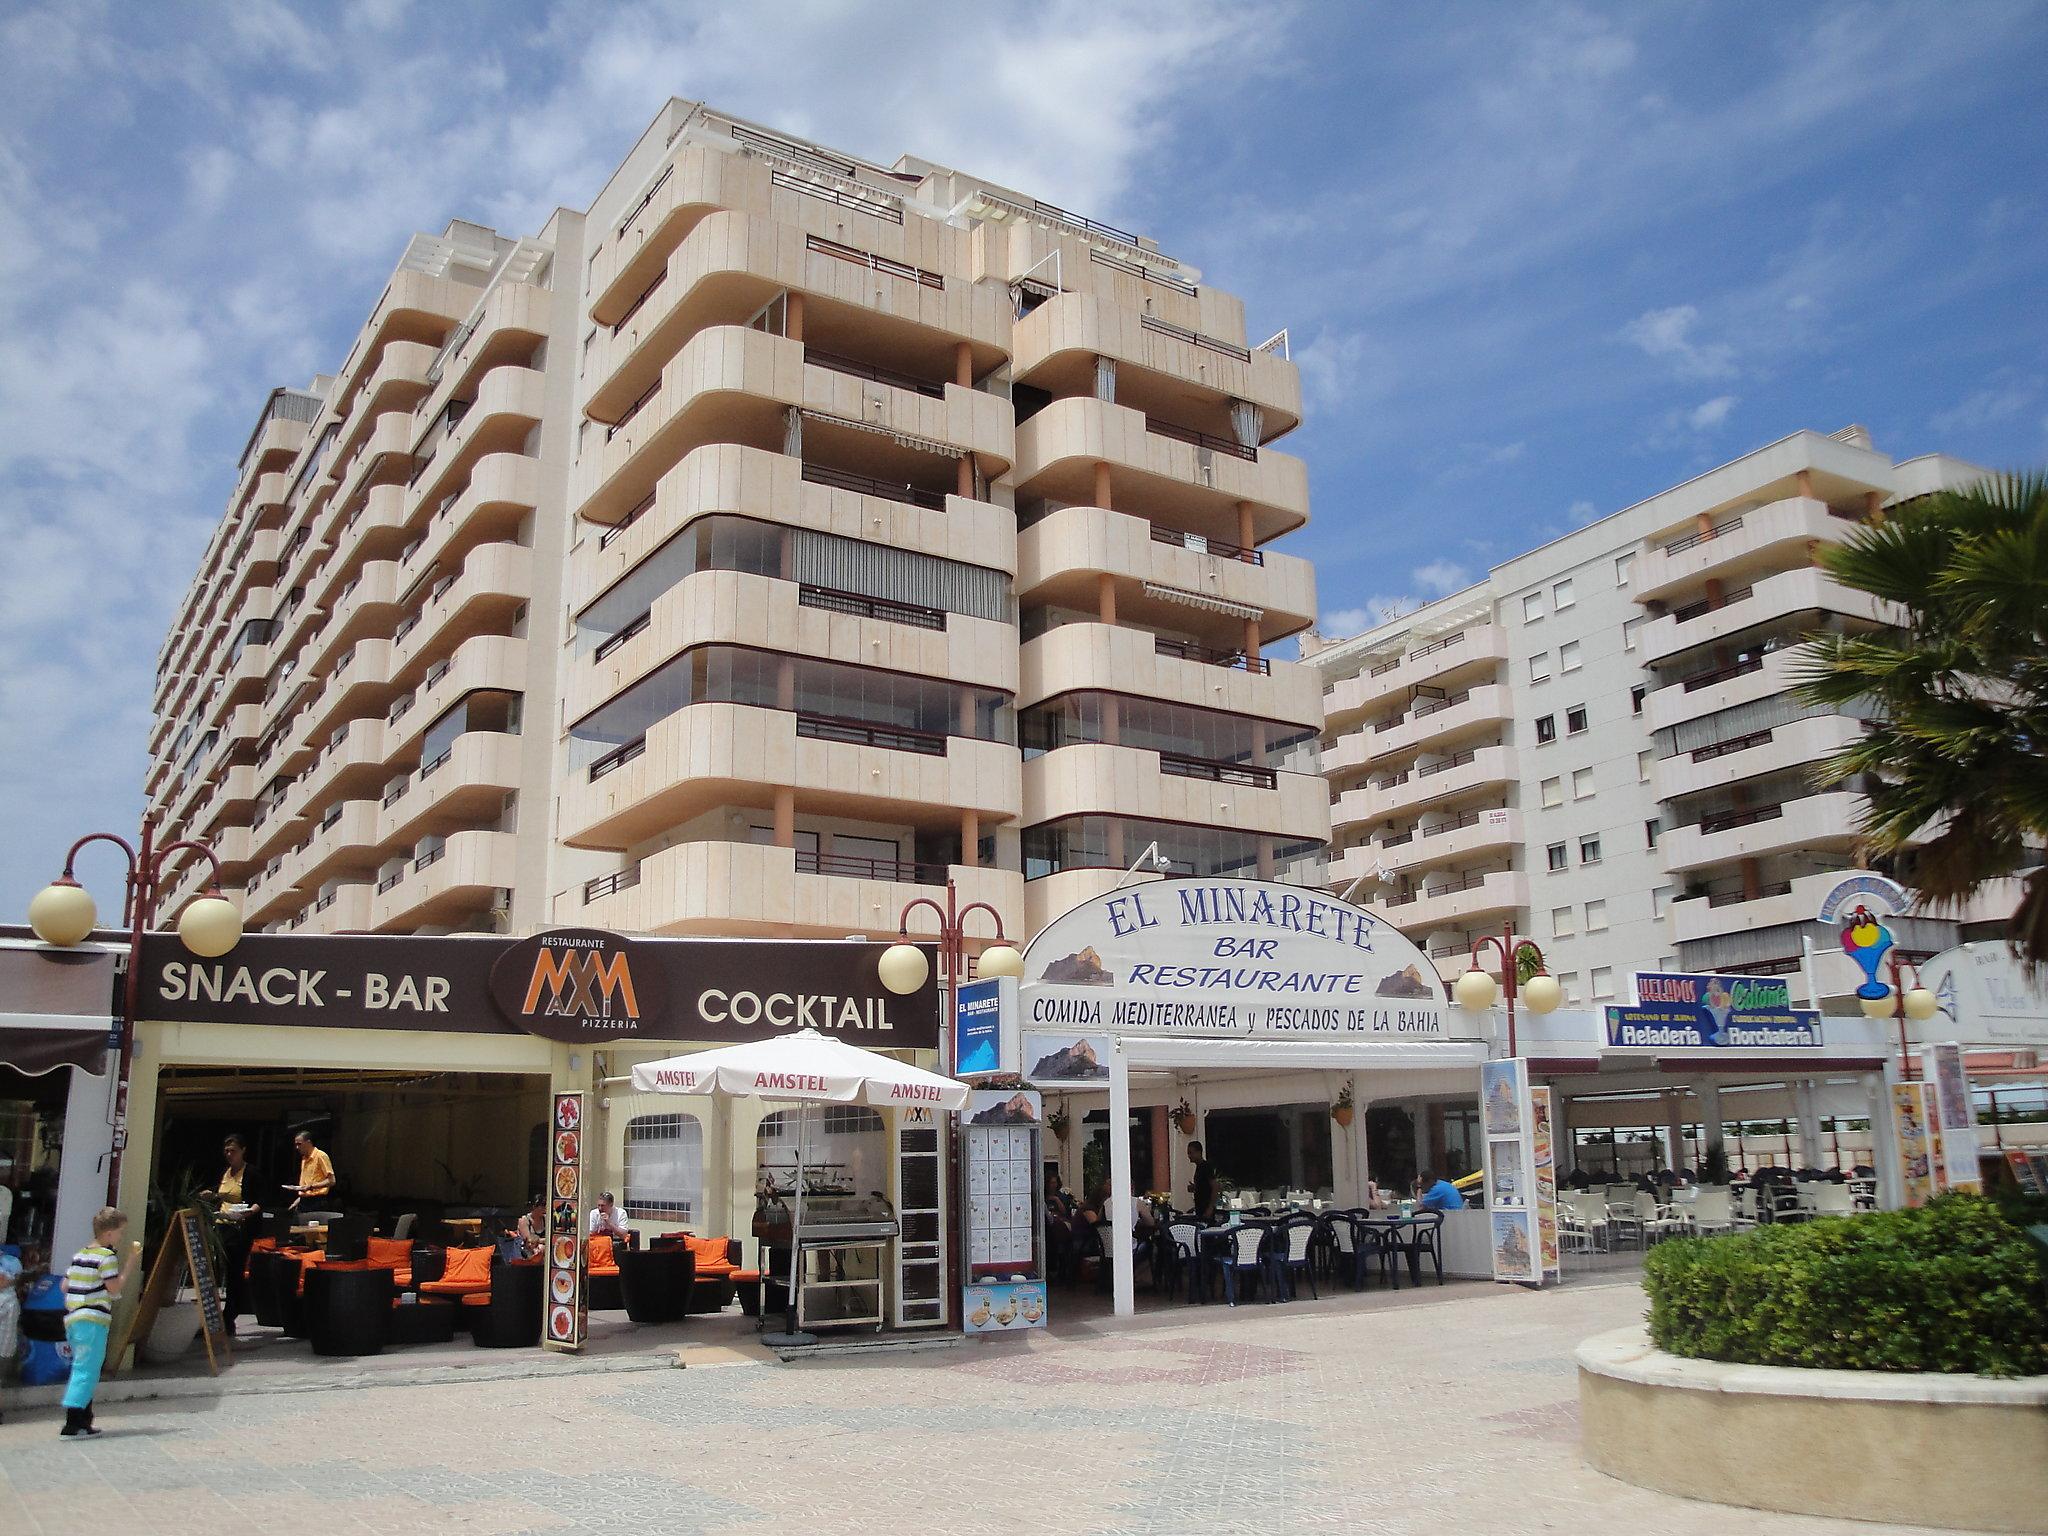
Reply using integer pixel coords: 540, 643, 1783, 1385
148, 99, 1327, 952
1306, 428, 1997, 1002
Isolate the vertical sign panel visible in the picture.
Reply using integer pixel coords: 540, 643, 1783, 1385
893, 1106, 947, 1329
1921, 1043, 1982, 1193
1530, 1086, 1560, 1279
544, 1092, 586, 1353
1481, 1059, 1540, 1284
1889, 1082, 1935, 1208
961, 1087, 1046, 1334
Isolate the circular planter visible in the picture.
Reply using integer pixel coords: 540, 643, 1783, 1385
1577, 1327, 2048, 1533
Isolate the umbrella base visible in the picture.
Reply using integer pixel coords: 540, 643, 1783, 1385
760, 1330, 818, 1349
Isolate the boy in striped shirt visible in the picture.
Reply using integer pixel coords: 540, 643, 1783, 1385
61, 1207, 139, 1439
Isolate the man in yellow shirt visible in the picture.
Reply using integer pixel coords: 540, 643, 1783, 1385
286, 1130, 336, 1211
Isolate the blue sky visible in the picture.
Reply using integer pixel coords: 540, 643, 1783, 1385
3, 1, 2046, 920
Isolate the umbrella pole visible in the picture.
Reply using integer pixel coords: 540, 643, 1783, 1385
764, 1100, 816, 1348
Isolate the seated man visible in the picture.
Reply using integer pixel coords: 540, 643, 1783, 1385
1414, 1169, 1465, 1213
588, 1191, 632, 1245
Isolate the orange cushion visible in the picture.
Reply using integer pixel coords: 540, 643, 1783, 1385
441, 1246, 494, 1287
731, 1269, 761, 1283
682, 1234, 730, 1267
693, 1261, 737, 1278
420, 1277, 488, 1297
368, 1237, 411, 1268
587, 1235, 614, 1269
590, 1262, 620, 1279
460, 1292, 491, 1307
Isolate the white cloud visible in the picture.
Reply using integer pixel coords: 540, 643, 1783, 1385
1931, 381, 2036, 436
1412, 560, 1470, 596
1623, 304, 1737, 379
1688, 394, 1738, 431
1566, 499, 1598, 523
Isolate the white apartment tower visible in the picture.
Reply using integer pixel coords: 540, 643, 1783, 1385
1307, 428, 2002, 1002
148, 100, 1327, 952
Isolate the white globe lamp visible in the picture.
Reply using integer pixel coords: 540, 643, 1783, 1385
977, 943, 1024, 979
1453, 967, 1499, 1012
1521, 972, 1564, 1015
1860, 993, 1895, 1020
28, 878, 97, 947
878, 942, 931, 995
178, 893, 243, 958
1903, 986, 1940, 1022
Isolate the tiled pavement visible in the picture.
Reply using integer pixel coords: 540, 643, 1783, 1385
0, 1277, 1953, 1535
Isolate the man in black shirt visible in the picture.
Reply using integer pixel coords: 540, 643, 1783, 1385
1187, 1141, 1215, 1221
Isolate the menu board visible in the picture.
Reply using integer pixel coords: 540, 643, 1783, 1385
1481, 1059, 1545, 1286
544, 1092, 586, 1352
960, 1088, 1046, 1335
1921, 1043, 1982, 1193
1530, 1086, 1560, 1278
1890, 1081, 1935, 1208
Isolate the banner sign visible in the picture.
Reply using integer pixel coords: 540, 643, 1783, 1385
1022, 1029, 1112, 1086
1921, 1043, 1982, 1193
1018, 879, 1465, 1043
1890, 1081, 1935, 1207
137, 930, 939, 1049
1481, 1058, 1542, 1285
953, 977, 1017, 1077
1530, 1086, 1560, 1278
1918, 943, 2048, 1049
1607, 972, 1822, 1049
1816, 872, 1912, 923
962, 1088, 1046, 1335
544, 1092, 586, 1353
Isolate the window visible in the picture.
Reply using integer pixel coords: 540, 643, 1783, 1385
1556, 971, 1579, 1003
623, 1112, 705, 1222
1630, 684, 1646, 716
1541, 776, 1563, 808
1534, 714, 1556, 744
1552, 577, 1575, 611
1523, 592, 1545, 623
1623, 616, 1645, 652
1645, 817, 1662, 849
1591, 965, 1616, 1001
1653, 886, 1672, 918
1546, 841, 1568, 872
1579, 835, 1602, 865
1566, 704, 1589, 735
1615, 552, 1635, 587
1638, 749, 1653, 782
1559, 639, 1582, 673
1529, 652, 1551, 683
1552, 905, 1575, 938
1572, 767, 1595, 800
1584, 898, 1608, 933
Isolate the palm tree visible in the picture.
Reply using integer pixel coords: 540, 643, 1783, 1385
1796, 472, 2048, 966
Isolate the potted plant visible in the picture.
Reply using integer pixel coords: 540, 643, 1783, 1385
1046, 1103, 1071, 1143
1171, 1099, 1196, 1136
1330, 1082, 1355, 1128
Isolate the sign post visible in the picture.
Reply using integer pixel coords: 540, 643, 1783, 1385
543, 1091, 586, 1353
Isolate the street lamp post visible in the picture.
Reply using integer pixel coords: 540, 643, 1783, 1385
1856, 949, 1940, 1077
27, 814, 243, 1204
1451, 923, 1563, 1058
876, 880, 1023, 1066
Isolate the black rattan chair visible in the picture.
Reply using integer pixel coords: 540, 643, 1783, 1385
305, 1264, 393, 1356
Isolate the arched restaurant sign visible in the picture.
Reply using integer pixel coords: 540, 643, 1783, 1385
1019, 878, 1469, 1041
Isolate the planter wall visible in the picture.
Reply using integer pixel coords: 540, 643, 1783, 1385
1577, 1327, 2048, 1533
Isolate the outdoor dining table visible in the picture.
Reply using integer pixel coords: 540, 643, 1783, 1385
1355, 1214, 1435, 1285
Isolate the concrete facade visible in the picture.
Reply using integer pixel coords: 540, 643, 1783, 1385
148, 100, 1327, 956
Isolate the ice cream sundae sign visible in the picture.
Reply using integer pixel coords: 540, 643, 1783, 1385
1605, 971, 1823, 1050
1018, 878, 1463, 1042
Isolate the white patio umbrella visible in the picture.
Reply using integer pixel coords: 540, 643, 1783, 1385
629, 1029, 968, 1341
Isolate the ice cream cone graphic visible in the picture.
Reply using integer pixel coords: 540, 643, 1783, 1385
1840, 906, 1895, 1001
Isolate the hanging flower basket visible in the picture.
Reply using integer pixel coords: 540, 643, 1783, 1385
1331, 1081, 1356, 1127
1171, 1099, 1196, 1136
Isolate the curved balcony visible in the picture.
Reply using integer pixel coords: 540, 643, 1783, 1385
328, 271, 477, 411
560, 700, 1021, 852
370, 828, 515, 931
378, 730, 524, 849
385, 542, 531, 679
383, 634, 528, 753
300, 881, 375, 935
1374, 869, 1528, 939
1653, 713, 1864, 803
302, 638, 400, 746
1022, 743, 1329, 842
232, 425, 309, 515
1659, 791, 1864, 875
1331, 745, 1518, 831
283, 717, 391, 831
579, 442, 1016, 597
1012, 290, 1300, 438
1022, 867, 1168, 938
569, 568, 1015, 724
1345, 684, 1515, 771
348, 339, 436, 424
1641, 567, 1894, 667
1644, 645, 1807, 735
586, 203, 1009, 417
578, 838, 1023, 941
331, 411, 416, 515
1669, 867, 1868, 947
1378, 807, 1521, 879
1635, 496, 1863, 603
392, 453, 538, 608
297, 799, 384, 891
418, 282, 551, 420
305, 559, 403, 674
1012, 396, 1307, 543
1019, 622, 1322, 727
407, 365, 547, 513
318, 479, 412, 586
588, 146, 751, 326
1322, 626, 1509, 729
1016, 504, 1314, 641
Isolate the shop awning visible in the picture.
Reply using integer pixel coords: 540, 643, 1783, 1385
0, 1014, 111, 1075
1117, 1036, 1488, 1072
0, 942, 116, 1075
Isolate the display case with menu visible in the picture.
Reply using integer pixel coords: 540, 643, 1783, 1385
961, 1088, 1047, 1334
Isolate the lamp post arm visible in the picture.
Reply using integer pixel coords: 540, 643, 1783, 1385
146, 839, 224, 923
58, 832, 138, 879
954, 900, 1009, 946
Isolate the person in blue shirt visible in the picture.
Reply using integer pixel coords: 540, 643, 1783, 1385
1415, 1169, 1465, 1212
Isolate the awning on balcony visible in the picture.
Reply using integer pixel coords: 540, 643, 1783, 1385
1141, 581, 1263, 620
798, 409, 959, 461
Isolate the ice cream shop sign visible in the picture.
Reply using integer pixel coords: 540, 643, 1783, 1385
1019, 879, 1466, 1042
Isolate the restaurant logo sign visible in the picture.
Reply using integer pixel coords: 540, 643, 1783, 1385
489, 929, 661, 1043
1606, 971, 1822, 1050
1815, 871, 1911, 923
1019, 878, 1465, 1042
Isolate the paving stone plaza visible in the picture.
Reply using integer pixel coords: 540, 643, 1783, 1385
0, 1278, 1949, 1535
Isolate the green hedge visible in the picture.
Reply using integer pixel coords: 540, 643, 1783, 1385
1642, 1195, 2048, 1378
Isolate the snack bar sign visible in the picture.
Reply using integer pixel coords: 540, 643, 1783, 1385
1605, 971, 1823, 1050
1018, 878, 1467, 1042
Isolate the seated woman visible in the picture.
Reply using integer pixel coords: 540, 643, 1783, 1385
513, 1197, 546, 1258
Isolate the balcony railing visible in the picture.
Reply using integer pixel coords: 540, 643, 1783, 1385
419, 748, 452, 779
593, 611, 651, 662
1421, 808, 1488, 838
771, 171, 903, 224
1089, 247, 1196, 297
600, 491, 655, 550
1697, 803, 1786, 836
1425, 869, 1497, 899
1138, 313, 1251, 363
376, 869, 404, 893
1158, 751, 1277, 790
1415, 749, 1480, 779
414, 846, 445, 873
798, 583, 946, 631
1662, 515, 1746, 555
1368, 655, 1404, 678
801, 461, 948, 510
795, 711, 947, 756
1153, 637, 1271, 674
381, 780, 409, 808
1148, 524, 1262, 565
1705, 879, 1794, 907
1380, 830, 1414, 849
606, 379, 660, 441
1678, 655, 1765, 692
589, 736, 647, 781
1669, 584, 1754, 624
796, 848, 948, 884
584, 866, 641, 903
804, 346, 945, 399
1412, 689, 1471, 719
612, 268, 666, 333
1691, 727, 1774, 762
1144, 416, 1256, 462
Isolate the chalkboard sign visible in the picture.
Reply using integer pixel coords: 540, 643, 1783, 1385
113, 1209, 231, 1376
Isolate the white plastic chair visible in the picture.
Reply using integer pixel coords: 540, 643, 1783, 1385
1808, 1183, 1855, 1217
1688, 1188, 1734, 1235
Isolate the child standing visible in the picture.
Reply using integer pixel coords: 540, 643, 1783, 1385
60, 1208, 139, 1439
